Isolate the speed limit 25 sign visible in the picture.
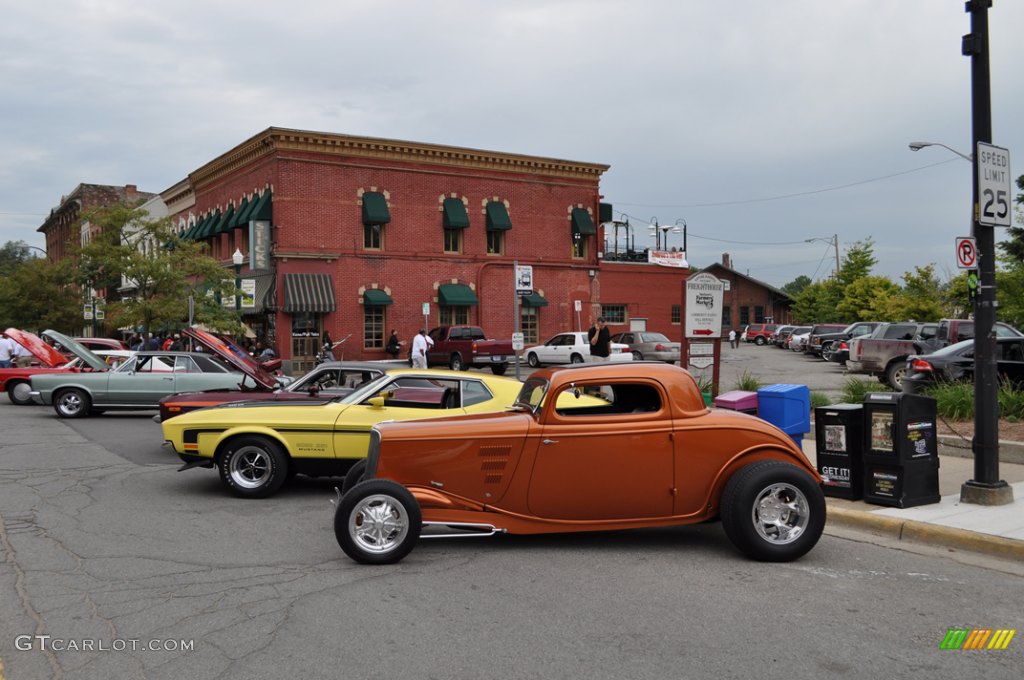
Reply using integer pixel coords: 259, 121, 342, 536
977, 142, 1011, 227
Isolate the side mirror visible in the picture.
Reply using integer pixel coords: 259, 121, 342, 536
308, 384, 321, 397
367, 396, 386, 409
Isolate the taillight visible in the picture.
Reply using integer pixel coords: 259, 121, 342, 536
911, 359, 933, 372
838, 341, 848, 350
654, 343, 668, 351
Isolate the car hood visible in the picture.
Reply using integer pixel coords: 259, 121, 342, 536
42, 330, 109, 371
182, 327, 278, 390
4, 328, 68, 367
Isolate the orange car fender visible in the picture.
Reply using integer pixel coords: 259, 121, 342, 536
410, 486, 487, 513
703, 444, 820, 515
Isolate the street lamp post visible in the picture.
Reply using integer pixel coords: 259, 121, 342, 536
674, 219, 688, 259
804, 235, 841, 279
648, 218, 681, 251
232, 248, 244, 312
909, 141, 973, 162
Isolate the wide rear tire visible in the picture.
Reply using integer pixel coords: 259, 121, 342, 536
217, 435, 289, 499
335, 479, 422, 565
720, 460, 825, 562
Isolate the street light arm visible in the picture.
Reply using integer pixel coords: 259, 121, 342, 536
908, 141, 973, 162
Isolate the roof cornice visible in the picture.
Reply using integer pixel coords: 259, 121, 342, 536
188, 127, 610, 189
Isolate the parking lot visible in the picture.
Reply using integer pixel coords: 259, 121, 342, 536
19, 350, 1009, 680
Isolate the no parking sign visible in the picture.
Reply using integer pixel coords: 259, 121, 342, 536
955, 236, 977, 269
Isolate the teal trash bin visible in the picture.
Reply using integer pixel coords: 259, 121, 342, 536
757, 384, 811, 447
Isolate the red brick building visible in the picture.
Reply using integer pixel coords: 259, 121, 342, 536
164, 128, 614, 372
704, 254, 795, 331
38, 183, 155, 263
157, 128, 798, 371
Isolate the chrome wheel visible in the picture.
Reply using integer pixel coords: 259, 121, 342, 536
750, 482, 810, 545
228, 445, 273, 490
348, 493, 412, 556
54, 389, 90, 418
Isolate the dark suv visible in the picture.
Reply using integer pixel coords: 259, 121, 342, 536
743, 323, 778, 346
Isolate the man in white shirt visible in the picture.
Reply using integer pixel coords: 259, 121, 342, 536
411, 330, 430, 369
0, 333, 15, 368
13, 339, 33, 367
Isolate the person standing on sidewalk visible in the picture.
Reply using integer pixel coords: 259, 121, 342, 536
729, 328, 737, 349
411, 329, 430, 369
587, 317, 611, 362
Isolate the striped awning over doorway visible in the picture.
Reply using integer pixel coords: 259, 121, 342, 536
282, 273, 337, 313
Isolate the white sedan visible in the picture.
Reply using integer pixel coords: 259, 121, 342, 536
523, 332, 633, 367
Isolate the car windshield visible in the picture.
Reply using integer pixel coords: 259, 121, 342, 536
339, 374, 395, 404
513, 377, 549, 412
928, 338, 975, 357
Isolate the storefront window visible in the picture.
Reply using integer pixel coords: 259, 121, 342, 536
440, 306, 470, 326
364, 306, 385, 349
521, 306, 538, 344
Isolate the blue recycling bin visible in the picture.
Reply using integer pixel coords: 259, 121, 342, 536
757, 384, 811, 447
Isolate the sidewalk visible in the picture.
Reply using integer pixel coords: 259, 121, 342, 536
803, 436, 1024, 561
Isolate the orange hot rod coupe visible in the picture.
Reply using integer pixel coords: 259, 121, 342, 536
334, 362, 826, 565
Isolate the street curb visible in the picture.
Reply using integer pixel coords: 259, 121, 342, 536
937, 434, 1024, 465
826, 506, 1024, 561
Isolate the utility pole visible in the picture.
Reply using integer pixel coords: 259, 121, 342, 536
831, 234, 840, 279
962, 0, 1012, 505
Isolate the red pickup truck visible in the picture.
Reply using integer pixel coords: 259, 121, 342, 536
426, 325, 514, 375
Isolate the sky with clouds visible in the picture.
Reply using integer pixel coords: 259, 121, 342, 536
2, 0, 1022, 287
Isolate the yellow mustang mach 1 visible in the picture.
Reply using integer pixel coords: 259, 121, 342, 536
162, 369, 530, 498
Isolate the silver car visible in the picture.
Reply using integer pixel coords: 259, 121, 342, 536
609, 331, 680, 363
29, 331, 260, 418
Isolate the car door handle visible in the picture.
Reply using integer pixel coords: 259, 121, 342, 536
162, 377, 174, 381
542, 439, 558, 445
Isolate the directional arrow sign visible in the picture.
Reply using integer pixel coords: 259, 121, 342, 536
692, 329, 714, 336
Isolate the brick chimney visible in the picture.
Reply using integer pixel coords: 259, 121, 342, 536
722, 252, 732, 269
125, 184, 138, 202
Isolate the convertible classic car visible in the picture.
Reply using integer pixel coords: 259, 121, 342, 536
161, 369, 535, 498
334, 362, 826, 564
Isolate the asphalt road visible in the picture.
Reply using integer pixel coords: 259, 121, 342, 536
2, 386, 1022, 679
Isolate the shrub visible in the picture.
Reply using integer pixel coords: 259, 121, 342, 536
734, 370, 760, 392
998, 383, 1024, 421
810, 391, 831, 409
925, 381, 974, 420
838, 377, 891, 404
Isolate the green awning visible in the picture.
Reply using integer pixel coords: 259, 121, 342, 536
571, 208, 596, 235
282, 273, 337, 313
229, 197, 250, 228
214, 205, 236, 235
438, 283, 478, 306
442, 197, 470, 229
363, 289, 393, 306
249, 190, 272, 222
198, 210, 221, 239
182, 220, 200, 241
362, 191, 391, 225
520, 292, 549, 307
485, 202, 512, 231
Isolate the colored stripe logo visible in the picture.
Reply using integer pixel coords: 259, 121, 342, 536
940, 628, 1015, 650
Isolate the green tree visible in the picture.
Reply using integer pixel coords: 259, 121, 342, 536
997, 174, 1024, 262
0, 240, 36, 276
71, 204, 243, 334
836, 238, 877, 288
0, 256, 82, 332
791, 279, 841, 323
835, 276, 899, 321
781, 274, 812, 298
886, 265, 945, 321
